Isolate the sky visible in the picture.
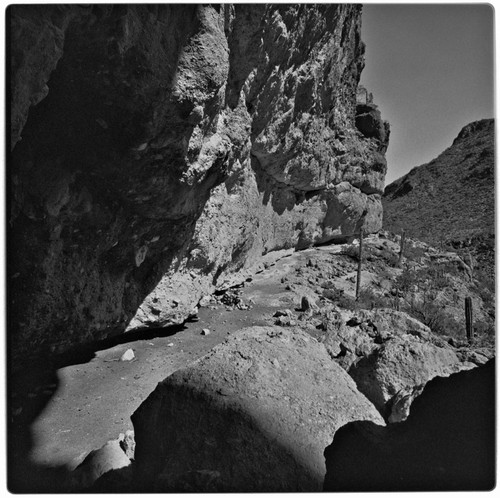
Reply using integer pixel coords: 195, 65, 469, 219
360, 4, 495, 185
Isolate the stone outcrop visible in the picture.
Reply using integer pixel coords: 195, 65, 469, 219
9, 5, 388, 360
324, 359, 495, 491
131, 326, 384, 492
321, 308, 474, 421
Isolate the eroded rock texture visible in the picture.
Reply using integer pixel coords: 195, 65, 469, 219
9, 4, 388, 360
321, 308, 474, 421
131, 327, 384, 492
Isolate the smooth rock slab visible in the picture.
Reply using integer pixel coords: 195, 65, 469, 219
131, 326, 384, 492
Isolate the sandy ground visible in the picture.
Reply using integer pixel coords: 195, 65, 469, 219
10, 243, 363, 490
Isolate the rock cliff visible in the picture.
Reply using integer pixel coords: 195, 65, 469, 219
9, 4, 388, 360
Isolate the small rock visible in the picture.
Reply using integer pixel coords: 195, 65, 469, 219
167, 343, 174, 347
120, 349, 135, 361
275, 316, 297, 327
388, 385, 425, 423
346, 316, 362, 327
300, 296, 317, 312
199, 295, 212, 307
119, 430, 136, 460
273, 309, 294, 318
201, 329, 211, 336
134, 246, 148, 267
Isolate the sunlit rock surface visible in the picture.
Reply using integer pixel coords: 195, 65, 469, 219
9, 4, 389, 359
131, 326, 384, 492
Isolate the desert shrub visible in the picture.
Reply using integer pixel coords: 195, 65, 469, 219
394, 262, 454, 298
340, 244, 361, 261
402, 294, 462, 337
473, 268, 495, 309
322, 287, 344, 301
377, 248, 399, 267
403, 243, 427, 262
472, 321, 495, 347
336, 293, 358, 311
474, 320, 495, 338
356, 286, 393, 309
416, 263, 452, 288
321, 280, 337, 290
334, 286, 394, 311
321, 286, 359, 310
395, 268, 417, 295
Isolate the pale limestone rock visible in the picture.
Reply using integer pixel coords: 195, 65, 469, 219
120, 349, 135, 361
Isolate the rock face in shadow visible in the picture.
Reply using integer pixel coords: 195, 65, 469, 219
324, 359, 495, 491
131, 326, 384, 492
8, 5, 388, 361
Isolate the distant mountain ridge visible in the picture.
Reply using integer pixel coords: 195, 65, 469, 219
382, 118, 494, 269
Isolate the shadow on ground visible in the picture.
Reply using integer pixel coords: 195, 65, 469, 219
7, 322, 186, 492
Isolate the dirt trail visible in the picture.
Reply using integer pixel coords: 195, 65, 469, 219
10, 234, 494, 491
12, 244, 355, 481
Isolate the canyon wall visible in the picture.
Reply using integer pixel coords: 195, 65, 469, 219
9, 4, 389, 360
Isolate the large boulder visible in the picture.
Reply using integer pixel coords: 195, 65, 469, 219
322, 308, 442, 369
131, 326, 384, 492
348, 338, 470, 421
9, 4, 389, 361
71, 437, 131, 490
324, 359, 495, 491
321, 308, 473, 420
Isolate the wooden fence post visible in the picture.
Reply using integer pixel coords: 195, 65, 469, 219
398, 229, 406, 267
465, 297, 473, 344
355, 229, 364, 300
